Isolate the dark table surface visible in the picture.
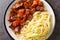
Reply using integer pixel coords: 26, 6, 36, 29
0, 0, 60, 40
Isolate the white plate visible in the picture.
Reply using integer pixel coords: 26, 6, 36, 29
4, 0, 55, 40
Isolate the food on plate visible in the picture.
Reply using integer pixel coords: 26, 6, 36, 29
8, 0, 52, 40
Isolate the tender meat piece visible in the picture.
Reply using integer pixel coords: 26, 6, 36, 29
27, 0, 33, 4
14, 27, 20, 33
36, 6, 41, 11
20, 14, 27, 25
8, 13, 13, 20
12, 2, 23, 9
8, 13, 17, 22
26, 0, 33, 9
20, 22, 25, 25
30, 8, 36, 14
34, 0, 39, 1
8, 16, 16, 22
25, 9, 30, 15
20, 14, 27, 20
23, 14, 27, 20
20, 0, 27, 2
36, 6, 44, 11
19, 16, 23, 20
9, 23, 15, 30
9, 17, 20, 29
31, 0, 39, 7
24, 2, 30, 9
11, 8, 17, 13
17, 9, 25, 17
20, 20, 26, 25
12, 20, 20, 27
27, 15, 33, 21
38, 1, 43, 6
13, 3, 21, 8
39, 7, 44, 11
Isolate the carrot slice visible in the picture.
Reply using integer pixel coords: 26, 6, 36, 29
12, 20, 19, 27
17, 9, 25, 17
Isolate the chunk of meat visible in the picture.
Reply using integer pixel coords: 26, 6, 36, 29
36, 6, 41, 11
9, 23, 15, 30
8, 16, 16, 22
34, 0, 39, 1
39, 7, 44, 11
30, 8, 36, 14
27, 0, 33, 5
10, 10, 16, 16
20, 20, 25, 25
16, 14, 26, 26
27, 15, 33, 21
14, 27, 20, 33
12, 20, 19, 27
38, 1, 43, 6
20, 14, 27, 25
17, 9, 25, 17
20, 0, 27, 2
12, 2, 24, 12
23, 14, 27, 20
8, 13, 17, 22
24, 2, 30, 9
20, 14, 27, 20
36, 6, 44, 11
11, 8, 17, 13
31, 0, 39, 7
13, 3, 23, 9
25, 9, 30, 15
12, 2, 18, 9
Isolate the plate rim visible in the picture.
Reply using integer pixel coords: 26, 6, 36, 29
4, 0, 15, 40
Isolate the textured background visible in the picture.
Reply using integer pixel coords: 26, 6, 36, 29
0, 0, 60, 40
